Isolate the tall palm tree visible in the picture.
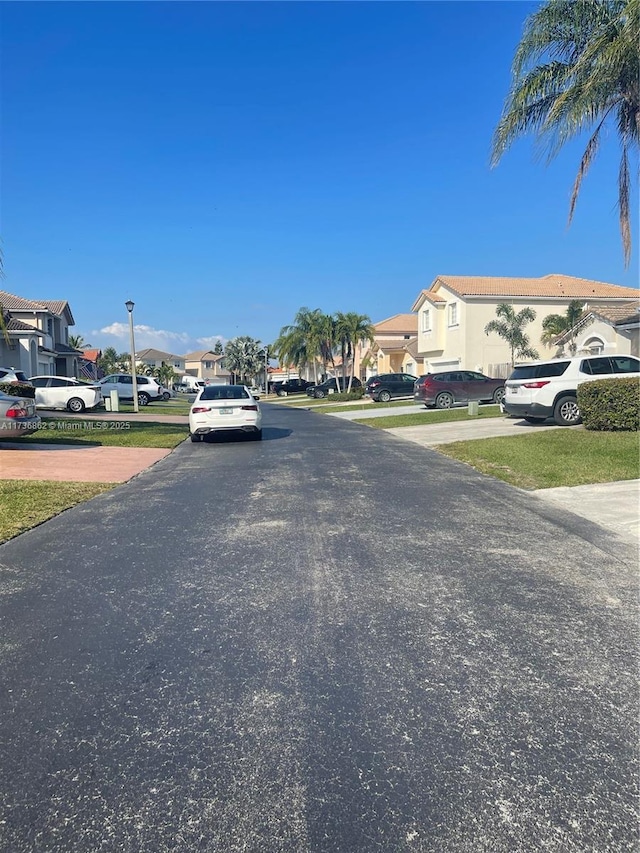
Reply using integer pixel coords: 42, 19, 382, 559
491, 0, 639, 266
69, 334, 88, 350
541, 300, 585, 351
273, 307, 334, 383
334, 312, 375, 392
484, 304, 540, 366
224, 336, 263, 385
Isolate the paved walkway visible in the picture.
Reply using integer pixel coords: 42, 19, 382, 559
0, 442, 172, 483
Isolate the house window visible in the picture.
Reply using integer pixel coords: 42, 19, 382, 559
421, 309, 431, 332
204, 361, 213, 369
448, 302, 458, 327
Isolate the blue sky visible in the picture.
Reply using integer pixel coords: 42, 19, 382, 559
2, 1, 637, 355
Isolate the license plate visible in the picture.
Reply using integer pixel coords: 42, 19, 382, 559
510, 387, 518, 394
219, 408, 233, 415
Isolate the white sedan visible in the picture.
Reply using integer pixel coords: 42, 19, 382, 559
189, 384, 262, 442
28, 376, 103, 413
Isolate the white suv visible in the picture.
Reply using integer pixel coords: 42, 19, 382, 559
504, 354, 640, 426
98, 374, 163, 406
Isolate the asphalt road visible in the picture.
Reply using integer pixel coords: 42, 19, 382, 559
0, 404, 637, 852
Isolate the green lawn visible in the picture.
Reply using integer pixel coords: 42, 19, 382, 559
0, 481, 114, 543
436, 429, 640, 489
3, 419, 189, 449
354, 406, 504, 429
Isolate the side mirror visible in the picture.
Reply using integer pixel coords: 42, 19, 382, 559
253, 394, 260, 401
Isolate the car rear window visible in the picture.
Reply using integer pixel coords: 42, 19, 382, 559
200, 385, 250, 401
509, 362, 570, 380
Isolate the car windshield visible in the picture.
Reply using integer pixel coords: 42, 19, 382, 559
509, 362, 570, 380
200, 386, 250, 401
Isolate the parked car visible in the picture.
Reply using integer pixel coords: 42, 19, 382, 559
189, 384, 262, 442
157, 385, 173, 401
0, 388, 40, 438
365, 373, 418, 403
97, 374, 163, 406
272, 378, 313, 396
504, 354, 640, 426
306, 377, 363, 399
178, 376, 206, 394
0, 367, 31, 385
27, 376, 103, 413
413, 371, 506, 409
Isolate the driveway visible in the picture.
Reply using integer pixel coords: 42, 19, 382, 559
0, 404, 637, 852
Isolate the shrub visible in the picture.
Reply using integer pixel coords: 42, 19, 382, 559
324, 387, 365, 402
0, 381, 35, 399
578, 377, 639, 431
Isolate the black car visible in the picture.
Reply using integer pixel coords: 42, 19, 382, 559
365, 373, 418, 403
271, 378, 313, 396
306, 377, 362, 399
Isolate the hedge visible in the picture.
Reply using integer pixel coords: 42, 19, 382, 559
0, 381, 35, 399
577, 377, 639, 431
321, 387, 365, 402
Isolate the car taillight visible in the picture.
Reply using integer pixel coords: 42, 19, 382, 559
522, 381, 551, 389
191, 406, 210, 413
240, 405, 258, 411
6, 405, 28, 418
369, 380, 380, 388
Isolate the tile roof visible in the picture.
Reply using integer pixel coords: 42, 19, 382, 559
182, 350, 221, 361
81, 349, 102, 362
137, 347, 182, 361
587, 300, 640, 324
5, 317, 41, 332
0, 290, 74, 322
376, 336, 418, 352
374, 313, 418, 333
434, 274, 639, 299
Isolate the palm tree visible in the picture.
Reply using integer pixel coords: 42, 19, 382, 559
69, 334, 88, 350
541, 300, 585, 351
334, 312, 375, 392
224, 336, 264, 385
273, 308, 334, 383
491, 0, 639, 266
484, 303, 540, 366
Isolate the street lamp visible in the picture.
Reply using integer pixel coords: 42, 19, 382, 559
125, 300, 139, 413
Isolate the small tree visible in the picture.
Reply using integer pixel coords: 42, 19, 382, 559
224, 336, 264, 385
213, 340, 224, 355
541, 300, 585, 353
484, 303, 539, 366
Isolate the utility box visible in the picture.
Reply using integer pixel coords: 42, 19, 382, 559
468, 401, 479, 416
109, 390, 119, 412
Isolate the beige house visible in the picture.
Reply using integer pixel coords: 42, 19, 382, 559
0, 289, 81, 377
411, 274, 640, 377
136, 348, 186, 375
358, 313, 419, 379
182, 350, 231, 383
553, 301, 639, 358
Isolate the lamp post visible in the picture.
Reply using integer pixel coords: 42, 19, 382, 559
125, 300, 139, 413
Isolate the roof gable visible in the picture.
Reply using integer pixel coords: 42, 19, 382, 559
374, 313, 418, 334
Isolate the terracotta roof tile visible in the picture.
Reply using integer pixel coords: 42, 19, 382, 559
374, 313, 418, 333
433, 274, 639, 299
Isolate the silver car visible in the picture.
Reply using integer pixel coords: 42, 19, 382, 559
0, 389, 41, 439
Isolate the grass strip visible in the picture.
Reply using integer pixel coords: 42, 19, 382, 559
3, 420, 188, 449
436, 429, 640, 490
354, 406, 504, 429
0, 480, 114, 543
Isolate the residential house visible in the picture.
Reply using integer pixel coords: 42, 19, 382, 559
78, 348, 102, 381
182, 350, 231, 384
411, 274, 640, 377
553, 300, 640, 358
136, 348, 186, 376
358, 313, 419, 380
0, 289, 82, 377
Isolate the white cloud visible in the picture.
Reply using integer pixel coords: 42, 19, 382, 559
196, 334, 227, 348
92, 322, 192, 353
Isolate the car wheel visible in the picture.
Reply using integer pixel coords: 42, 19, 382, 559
67, 397, 85, 413
493, 387, 506, 405
553, 395, 581, 426
435, 392, 454, 409
314, 390, 325, 399
524, 416, 546, 424
162, 391, 171, 401
138, 392, 150, 406
378, 390, 392, 403
277, 389, 286, 397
